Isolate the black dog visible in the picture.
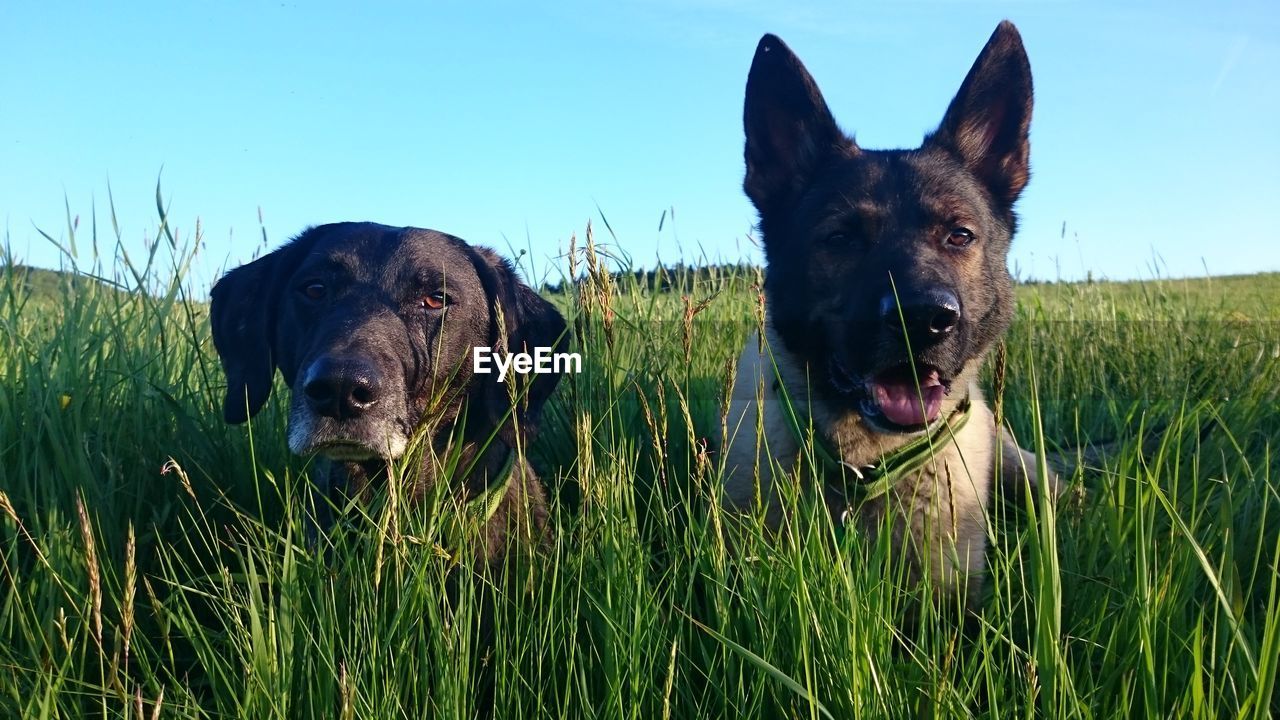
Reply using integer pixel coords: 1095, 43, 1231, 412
211, 222, 567, 560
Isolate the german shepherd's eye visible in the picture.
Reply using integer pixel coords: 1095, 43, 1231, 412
300, 281, 327, 301
945, 228, 976, 247
420, 291, 450, 310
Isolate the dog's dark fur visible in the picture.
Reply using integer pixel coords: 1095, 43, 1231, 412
723, 22, 1054, 602
211, 222, 566, 561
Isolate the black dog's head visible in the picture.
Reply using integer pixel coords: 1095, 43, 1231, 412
744, 21, 1033, 434
210, 222, 567, 461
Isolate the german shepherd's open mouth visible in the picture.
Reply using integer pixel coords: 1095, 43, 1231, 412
829, 357, 952, 433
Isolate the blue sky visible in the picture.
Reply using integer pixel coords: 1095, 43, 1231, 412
2, 1, 1277, 290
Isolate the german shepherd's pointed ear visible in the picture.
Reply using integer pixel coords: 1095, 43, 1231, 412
743, 33, 853, 217
927, 21, 1034, 206
209, 232, 312, 424
468, 248, 568, 446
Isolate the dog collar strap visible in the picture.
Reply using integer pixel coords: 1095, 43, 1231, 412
769, 353, 971, 502
466, 447, 516, 526
441, 447, 516, 552
849, 397, 971, 500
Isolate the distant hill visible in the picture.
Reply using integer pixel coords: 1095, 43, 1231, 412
7, 260, 1276, 319
1, 264, 127, 303
1016, 271, 1280, 319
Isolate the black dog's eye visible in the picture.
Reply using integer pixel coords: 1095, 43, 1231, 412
420, 291, 450, 310
946, 228, 976, 248
301, 282, 327, 300
826, 231, 863, 248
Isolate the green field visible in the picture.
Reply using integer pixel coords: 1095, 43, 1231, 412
2, 218, 1278, 719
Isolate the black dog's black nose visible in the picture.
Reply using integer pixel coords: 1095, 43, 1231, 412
879, 288, 961, 344
302, 357, 382, 419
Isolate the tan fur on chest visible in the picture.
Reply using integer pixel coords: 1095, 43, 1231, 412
721, 326, 995, 598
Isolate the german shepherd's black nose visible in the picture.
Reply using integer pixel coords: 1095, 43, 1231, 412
879, 289, 961, 345
302, 357, 382, 419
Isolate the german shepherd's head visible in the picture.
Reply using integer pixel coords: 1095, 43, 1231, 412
744, 21, 1032, 435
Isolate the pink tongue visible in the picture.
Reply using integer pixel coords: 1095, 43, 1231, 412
872, 370, 945, 426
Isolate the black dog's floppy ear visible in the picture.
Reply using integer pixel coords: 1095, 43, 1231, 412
469, 248, 569, 446
926, 20, 1034, 206
743, 33, 851, 217
210, 234, 310, 423
211, 253, 281, 423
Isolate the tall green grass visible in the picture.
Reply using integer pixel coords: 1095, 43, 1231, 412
1, 203, 1277, 718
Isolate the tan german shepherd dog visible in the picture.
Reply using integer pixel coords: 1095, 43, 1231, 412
721, 22, 1057, 605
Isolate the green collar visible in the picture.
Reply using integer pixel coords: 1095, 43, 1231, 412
465, 446, 516, 525
769, 361, 972, 504
440, 446, 517, 550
